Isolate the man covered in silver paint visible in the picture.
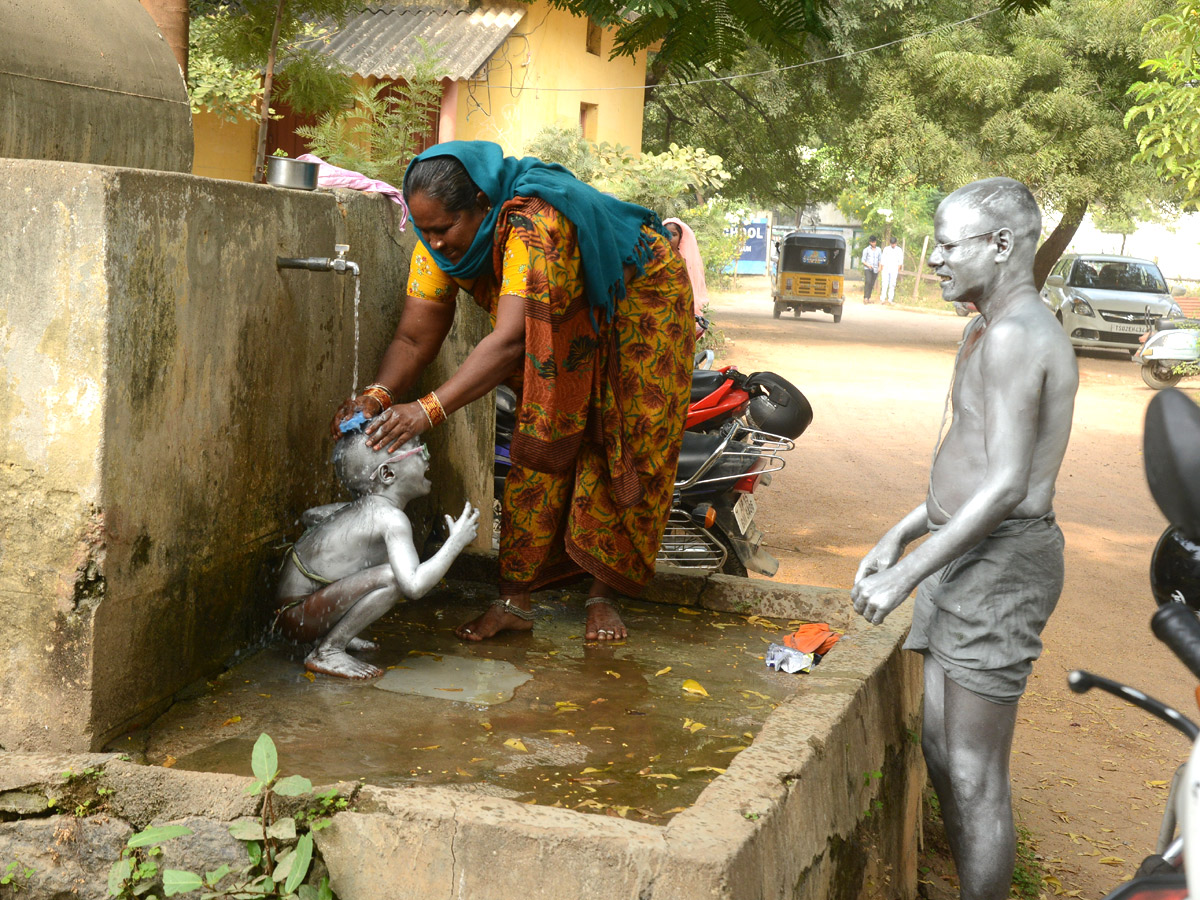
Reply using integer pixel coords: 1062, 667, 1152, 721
852, 178, 1078, 900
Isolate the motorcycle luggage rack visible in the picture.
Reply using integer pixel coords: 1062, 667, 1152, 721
656, 508, 728, 570
674, 422, 795, 492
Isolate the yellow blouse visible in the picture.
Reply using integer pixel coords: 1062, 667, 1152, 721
406, 233, 533, 316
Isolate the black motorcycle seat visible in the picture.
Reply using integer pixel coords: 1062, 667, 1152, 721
676, 431, 727, 481
691, 368, 728, 404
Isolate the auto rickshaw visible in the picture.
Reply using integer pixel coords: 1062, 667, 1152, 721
770, 232, 846, 323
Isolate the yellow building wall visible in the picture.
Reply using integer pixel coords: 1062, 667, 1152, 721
191, 109, 258, 182
454, 2, 648, 155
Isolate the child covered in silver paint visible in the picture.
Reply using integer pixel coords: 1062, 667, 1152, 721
275, 429, 479, 679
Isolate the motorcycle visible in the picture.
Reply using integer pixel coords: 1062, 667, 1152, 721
494, 358, 812, 576
656, 419, 796, 577
1134, 315, 1200, 389
1067, 388, 1200, 899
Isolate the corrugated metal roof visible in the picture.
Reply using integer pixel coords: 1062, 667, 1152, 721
324, 5, 525, 82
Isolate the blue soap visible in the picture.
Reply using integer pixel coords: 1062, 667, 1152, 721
339, 411, 369, 434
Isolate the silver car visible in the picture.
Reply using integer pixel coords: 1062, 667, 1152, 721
1041, 254, 1182, 354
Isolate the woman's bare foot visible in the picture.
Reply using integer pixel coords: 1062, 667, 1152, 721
455, 599, 534, 642
347, 637, 379, 652
304, 645, 382, 679
585, 597, 627, 641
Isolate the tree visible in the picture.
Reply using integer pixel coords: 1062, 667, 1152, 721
823, 0, 1176, 286
527, 0, 1049, 73
1126, 2, 1200, 209
188, 0, 358, 182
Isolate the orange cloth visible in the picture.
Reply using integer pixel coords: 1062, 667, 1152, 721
783, 623, 841, 656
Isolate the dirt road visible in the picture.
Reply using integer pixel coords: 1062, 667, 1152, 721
708, 278, 1191, 899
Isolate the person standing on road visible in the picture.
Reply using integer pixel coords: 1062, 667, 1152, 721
851, 177, 1078, 900
861, 235, 882, 303
879, 236, 904, 305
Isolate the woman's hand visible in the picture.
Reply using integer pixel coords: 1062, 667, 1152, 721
366, 402, 429, 452
329, 394, 386, 437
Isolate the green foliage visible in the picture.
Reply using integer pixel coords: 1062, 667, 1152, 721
187, 8, 353, 121
294, 56, 445, 185
524, 124, 730, 218
105, 734, 344, 900
0, 860, 35, 891
1126, 3, 1200, 209
1011, 824, 1044, 899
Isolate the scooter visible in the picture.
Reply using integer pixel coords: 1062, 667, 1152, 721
656, 419, 796, 577
1134, 315, 1200, 389
1067, 388, 1200, 899
687, 366, 812, 437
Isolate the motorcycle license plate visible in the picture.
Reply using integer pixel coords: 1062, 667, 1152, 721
732, 493, 757, 534
1109, 323, 1145, 334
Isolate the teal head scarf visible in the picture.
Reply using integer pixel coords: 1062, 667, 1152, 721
403, 141, 667, 324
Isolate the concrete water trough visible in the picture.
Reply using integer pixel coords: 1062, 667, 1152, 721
0, 559, 922, 900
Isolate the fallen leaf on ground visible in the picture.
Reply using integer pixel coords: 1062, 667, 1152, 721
162, 756, 177, 768
640, 773, 680, 780
605, 670, 621, 679
580, 766, 608, 774
1098, 857, 1125, 865
408, 650, 443, 659
222, 716, 242, 727
437, 688, 463, 692
543, 729, 574, 735
655, 667, 672, 677
739, 690, 770, 701
687, 766, 726, 774
303, 672, 316, 682
413, 745, 440, 751
1146, 780, 1169, 788
504, 739, 528, 752
682, 718, 706, 733
677, 607, 700, 615
590, 726, 614, 731
716, 746, 748, 754
682, 679, 709, 697
456, 768, 472, 777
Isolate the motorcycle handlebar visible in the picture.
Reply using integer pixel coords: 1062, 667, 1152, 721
1152, 603, 1200, 683
1068, 669, 1198, 740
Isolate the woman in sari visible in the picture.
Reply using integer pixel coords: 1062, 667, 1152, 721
331, 141, 694, 642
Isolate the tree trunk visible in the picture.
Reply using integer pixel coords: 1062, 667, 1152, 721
254, 0, 288, 184
138, 0, 189, 79
1033, 199, 1087, 290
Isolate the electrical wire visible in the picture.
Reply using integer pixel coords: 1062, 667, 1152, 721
480, 8, 1001, 94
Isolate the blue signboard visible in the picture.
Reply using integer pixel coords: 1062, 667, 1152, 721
723, 219, 769, 275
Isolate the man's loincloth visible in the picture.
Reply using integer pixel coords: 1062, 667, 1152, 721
904, 513, 1064, 705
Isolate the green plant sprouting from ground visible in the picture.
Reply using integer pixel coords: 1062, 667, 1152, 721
1011, 824, 1045, 900
0, 860, 35, 892
106, 734, 340, 900
294, 46, 446, 186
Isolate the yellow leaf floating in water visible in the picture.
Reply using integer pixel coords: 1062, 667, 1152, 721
543, 729, 573, 735
580, 766, 607, 774
413, 745, 441, 751
716, 746, 749, 754
640, 773, 680, 780
688, 766, 727, 774
655, 667, 672, 677
437, 688, 464, 692
456, 768, 472, 777
682, 679, 709, 697
677, 607, 700, 615
739, 690, 770, 701
605, 670, 621, 679
682, 718, 707, 733
407, 650, 443, 659
504, 738, 528, 752
303, 672, 316, 682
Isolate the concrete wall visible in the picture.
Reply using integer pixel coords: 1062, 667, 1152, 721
0, 159, 491, 751
0, 0, 193, 173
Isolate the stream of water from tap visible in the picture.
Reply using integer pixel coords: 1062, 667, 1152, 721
351, 274, 361, 396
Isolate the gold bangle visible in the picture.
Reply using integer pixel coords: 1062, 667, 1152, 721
363, 382, 394, 404
418, 391, 447, 427
360, 385, 393, 411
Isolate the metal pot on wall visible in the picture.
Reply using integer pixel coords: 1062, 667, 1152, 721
265, 157, 319, 191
